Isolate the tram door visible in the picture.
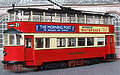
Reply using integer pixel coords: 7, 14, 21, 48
110, 35, 115, 54
24, 35, 34, 62
105, 35, 115, 55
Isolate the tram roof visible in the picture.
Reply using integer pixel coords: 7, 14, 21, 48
7, 8, 111, 17
4, 28, 23, 34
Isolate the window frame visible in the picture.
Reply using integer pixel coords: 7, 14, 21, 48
25, 38, 32, 48
97, 37, 105, 46
35, 38, 44, 48
35, 38, 51, 49
16, 34, 21, 45
45, 38, 50, 48
9, 34, 15, 45
57, 38, 66, 47
3, 33, 24, 46
78, 37, 85, 46
68, 38, 76, 47
87, 37, 94, 46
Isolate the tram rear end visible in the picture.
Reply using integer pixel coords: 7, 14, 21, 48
2, 29, 26, 72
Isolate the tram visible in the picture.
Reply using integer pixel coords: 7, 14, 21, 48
2, 3, 116, 72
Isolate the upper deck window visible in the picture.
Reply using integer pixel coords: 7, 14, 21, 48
94, 16, 100, 24
68, 14, 76, 23
87, 15, 93, 24
60, 14, 66, 22
16, 10, 22, 21
78, 15, 84, 23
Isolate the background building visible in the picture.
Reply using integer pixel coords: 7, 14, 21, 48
0, 0, 120, 60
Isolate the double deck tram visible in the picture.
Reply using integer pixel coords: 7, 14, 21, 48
2, 6, 116, 72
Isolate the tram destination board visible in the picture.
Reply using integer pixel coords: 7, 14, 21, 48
36, 25, 75, 32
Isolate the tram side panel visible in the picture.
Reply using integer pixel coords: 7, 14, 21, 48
3, 46, 25, 63
33, 47, 106, 66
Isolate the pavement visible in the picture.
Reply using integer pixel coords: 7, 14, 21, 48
0, 60, 120, 75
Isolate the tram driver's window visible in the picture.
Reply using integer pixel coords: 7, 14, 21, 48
16, 34, 21, 45
35, 38, 43, 48
25, 38, 32, 48
87, 37, 94, 46
9, 35, 15, 45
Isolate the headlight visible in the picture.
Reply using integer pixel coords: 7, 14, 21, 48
3, 51, 7, 56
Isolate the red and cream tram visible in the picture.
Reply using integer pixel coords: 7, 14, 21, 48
2, 7, 116, 72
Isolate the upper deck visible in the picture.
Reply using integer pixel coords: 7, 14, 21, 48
7, 8, 113, 25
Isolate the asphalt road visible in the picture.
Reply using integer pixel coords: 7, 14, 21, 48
0, 60, 120, 75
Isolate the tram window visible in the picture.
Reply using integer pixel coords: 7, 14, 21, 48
87, 15, 93, 24
70, 16, 76, 23
16, 11, 22, 21
68, 15, 76, 23
100, 16, 105, 24
9, 35, 15, 45
97, 38, 104, 45
52, 15, 55, 22
110, 36, 112, 45
61, 15, 66, 22
105, 37, 108, 45
95, 16, 100, 24
46, 13, 52, 22
16, 35, 21, 45
9, 14, 14, 21
45, 38, 50, 48
25, 38, 32, 48
78, 38, 85, 46
33, 15, 41, 22
105, 17, 109, 24
78, 15, 84, 23
68, 38, 76, 47
87, 37, 94, 46
35, 38, 43, 48
56, 14, 60, 22
57, 38, 66, 47
24, 15, 30, 21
